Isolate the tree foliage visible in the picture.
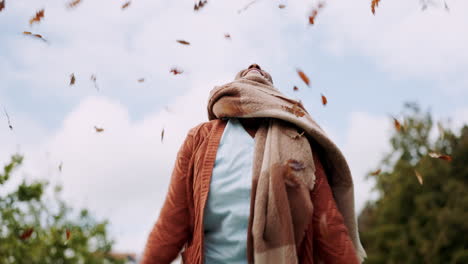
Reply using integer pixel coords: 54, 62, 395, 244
0, 155, 124, 264
359, 103, 468, 264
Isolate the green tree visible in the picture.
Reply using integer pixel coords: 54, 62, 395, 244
0, 155, 124, 264
359, 103, 468, 264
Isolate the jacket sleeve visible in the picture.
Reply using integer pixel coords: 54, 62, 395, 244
140, 131, 194, 264
311, 154, 359, 264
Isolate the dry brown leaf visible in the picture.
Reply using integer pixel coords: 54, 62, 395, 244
20, 228, 34, 240
297, 69, 310, 87
293, 86, 299, 91
291, 131, 305, 139
161, 128, 165, 142
414, 170, 423, 185
137, 78, 145, 83
69, 73, 76, 86
170, 67, 183, 75
22, 31, 47, 42
370, 169, 381, 176
278, 4, 286, 9
122, 1, 131, 9
308, 2, 325, 25
67, 0, 82, 9
282, 103, 305, 118
58, 161, 63, 172
393, 117, 402, 132
0, 0, 5, 12
176, 40, 190, 45
66, 229, 71, 240
29, 9, 45, 25
194, 0, 208, 11
3, 107, 12, 130
371, 0, 381, 15
319, 214, 329, 237
224, 33, 231, 39
321, 94, 328, 106
428, 152, 452, 162
94, 126, 104, 133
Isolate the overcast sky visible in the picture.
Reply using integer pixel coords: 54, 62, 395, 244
1, 0, 467, 255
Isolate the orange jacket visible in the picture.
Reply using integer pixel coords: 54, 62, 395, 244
141, 119, 359, 264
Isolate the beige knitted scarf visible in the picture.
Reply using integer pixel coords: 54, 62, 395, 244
207, 74, 366, 264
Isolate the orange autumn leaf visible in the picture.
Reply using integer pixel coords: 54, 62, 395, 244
176, 39, 190, 45
371, 0, 381, 15
94, 126, 104, 133
69, 73, 76, 86
22, 31, 47, 42
297, 69, 310, 87
321, 94, 327, 106
278, 4, 286, 9
0, 0, 5, 12
319, 214, 329, 237
170, 67, 183, 75
29, 9, 45, 25
308, 2, 325, 25
137, 78, 145, 83
66, 229, 71, 240
414, 170, 423, 185
392, 117, 402, 132
428, 152, 452, 162
122, 1, 131, 10
20, 228, 34, 240
370, 169, 381, 176
282, 103, 305, 118
293, 86, 299, 91
67, 0, 82, 9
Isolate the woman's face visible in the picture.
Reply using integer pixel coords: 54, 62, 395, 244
236, 64, 273, 84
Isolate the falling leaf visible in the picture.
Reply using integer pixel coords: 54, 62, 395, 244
370, 169, 381, 176
122, 1, 131, 9
293, 86, 299, 91
297, 69, 310, 87
176, 40, 190, 45
29, 9, 45, 25
278, 4, 286, 9
319, 214, 329, 237
67, 0, 82, 9
161, 128, 165, 142
90, 74, 99, 91
428, 152, 452, 162
69, 73, 76, 86
392, 117, 402, 132
0, 0, 5, 12
137, 78, 145, 83
3, 107, 12, 130
321, 94, 327, 106
22, 31, 47, 42
170, 67, 183, 75
290, 131, 305, 139
194, 0, 208, 11
371, 0, 381, 15
238, 0, 258, 14
308, 2, 325, 25
414, 170, 423, 185
66, 229, 71, 240
58, 161, 63, 172
94, 126, 104, 133
224, 33, 231, 39
20, 228, 34, 240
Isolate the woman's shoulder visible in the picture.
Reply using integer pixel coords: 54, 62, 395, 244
187, 119, 227, 142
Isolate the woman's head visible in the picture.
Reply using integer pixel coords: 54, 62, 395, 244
235, 64, 273, 84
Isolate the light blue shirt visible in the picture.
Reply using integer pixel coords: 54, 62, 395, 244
203, 118, 254, 264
